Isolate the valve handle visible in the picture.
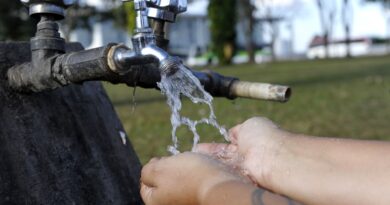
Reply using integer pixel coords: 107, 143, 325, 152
20, 0, 76, 8
122, 0, 187, 22
20, 0, 76, 20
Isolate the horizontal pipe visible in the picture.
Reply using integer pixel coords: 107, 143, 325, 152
58, 44, 114, 83
230, 81, 291, 103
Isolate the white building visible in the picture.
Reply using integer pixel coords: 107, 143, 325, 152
307, 36, 388, 59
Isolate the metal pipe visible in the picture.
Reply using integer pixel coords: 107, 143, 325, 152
57, 44, 115, 83
230, 81, 291, 102
151, 19, 169, 50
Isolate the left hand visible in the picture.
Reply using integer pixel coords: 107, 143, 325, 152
140, 152, 243, 205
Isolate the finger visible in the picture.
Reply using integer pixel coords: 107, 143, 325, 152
194, 143, 230, 155
141, 158, 160, 187
195, 143, 239, 164
228, 124, 242, 144
140, 183, 156, 205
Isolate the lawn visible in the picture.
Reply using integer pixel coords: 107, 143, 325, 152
104, 56, 390, 164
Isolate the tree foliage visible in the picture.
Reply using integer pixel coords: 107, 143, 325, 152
316, 0, 337, 58
0, 1, 135, 41
0, 1, 35, 41
114, 2, 136, 34
208, 0, 237, 65
238, 0, 256, 63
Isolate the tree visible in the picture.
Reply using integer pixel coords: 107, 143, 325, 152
62, 4, 96, 41
0, 1, 133, 42
63, 1, 136, 40
254, 0, 302, 61
0, 1, 35, 41
238, 0, 256, 63
208, 0, 237, 65
316, 0, 337, 59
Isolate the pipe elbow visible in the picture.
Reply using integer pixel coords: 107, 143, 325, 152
140, 45, 169, 62
108, 45, 158, 74
141, 45, 181, 76
109, 44, 181, 77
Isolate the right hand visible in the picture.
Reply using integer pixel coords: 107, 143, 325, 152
196, 117, 292, 189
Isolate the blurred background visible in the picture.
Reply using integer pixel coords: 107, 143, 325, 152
1, 0, 390, 163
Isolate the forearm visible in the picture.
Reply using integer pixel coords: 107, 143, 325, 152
201, 181, 299, 205
268, 134, 390, 205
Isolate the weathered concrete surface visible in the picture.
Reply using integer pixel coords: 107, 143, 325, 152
0, 42, 143, 205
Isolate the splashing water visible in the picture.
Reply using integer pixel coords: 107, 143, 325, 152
158, 65, 228, 155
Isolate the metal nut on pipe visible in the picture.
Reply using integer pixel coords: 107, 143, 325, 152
230, 81, 292, 103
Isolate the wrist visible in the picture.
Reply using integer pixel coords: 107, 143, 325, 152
200, 180, 257, 205
198, 174, 240, 205
244, 130, 296, 191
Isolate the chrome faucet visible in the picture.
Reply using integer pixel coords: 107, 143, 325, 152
112, 0, 185, 76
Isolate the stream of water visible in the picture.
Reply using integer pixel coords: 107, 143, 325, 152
158, 65, 228, 155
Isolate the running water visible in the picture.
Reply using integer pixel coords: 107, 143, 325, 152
158, 64, 228, 155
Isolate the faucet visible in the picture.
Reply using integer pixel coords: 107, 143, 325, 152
113, 0, 185, 76
7, 0, 292, 102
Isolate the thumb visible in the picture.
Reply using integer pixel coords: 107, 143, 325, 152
140, 183, 155, 205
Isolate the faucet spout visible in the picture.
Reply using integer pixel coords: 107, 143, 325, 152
141, 45, 169, 62
141, 45, 181, 76
109, 45, 158, 74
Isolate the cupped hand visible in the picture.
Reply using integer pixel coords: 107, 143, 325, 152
140, 152, 243, 205
195, 117, 292, 189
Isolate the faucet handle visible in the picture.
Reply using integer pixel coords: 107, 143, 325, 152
147, 0, 187, 22
20, 0, 76, 20
150, 0, 187, 14
122, 0, 187, 22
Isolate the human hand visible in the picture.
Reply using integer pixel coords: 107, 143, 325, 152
196, 117, 292, 189
140, 152, 243, 205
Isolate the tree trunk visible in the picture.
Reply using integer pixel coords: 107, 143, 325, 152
242, 0, 256, 63
324, 32, 330, 58
270, 20, 277, 62
0, 42, 143, 205
316, 0, 330, 59
345, 25, 351, 58
343, 0, 352, 58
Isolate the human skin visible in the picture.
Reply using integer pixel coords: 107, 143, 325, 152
197, 117, 390, 205
140, 152, 298, 205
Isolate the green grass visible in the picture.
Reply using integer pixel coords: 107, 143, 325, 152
104, 56, 390, 164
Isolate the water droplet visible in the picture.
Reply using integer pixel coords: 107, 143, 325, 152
131, 87, 137, 114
